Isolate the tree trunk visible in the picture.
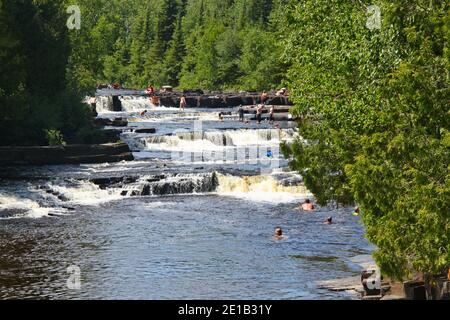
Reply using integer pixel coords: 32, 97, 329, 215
424, 274, 436, 300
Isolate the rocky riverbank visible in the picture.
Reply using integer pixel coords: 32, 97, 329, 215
96, 89, 293, 111
0, 142, 133, 166
316, 254, 450, 300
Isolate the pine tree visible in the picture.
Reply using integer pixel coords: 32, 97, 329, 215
163, 12, 185, 86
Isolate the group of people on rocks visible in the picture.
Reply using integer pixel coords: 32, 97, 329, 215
237, 89, 286, 124
234, 104, 277, 124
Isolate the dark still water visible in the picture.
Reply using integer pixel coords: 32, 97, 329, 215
0, 195, 369, 299
0, 98, 371, 299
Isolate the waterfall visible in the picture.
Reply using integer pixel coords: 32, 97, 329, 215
139, 129, 297, 152
0, 194, 64, 219
118, 173, 219, 197
120, 96, 156, 112
96, 96, 114, 112
216, 173, 311, 203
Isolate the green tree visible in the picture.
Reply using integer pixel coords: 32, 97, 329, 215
163, 12, 186, 86
281, 0, 449, 297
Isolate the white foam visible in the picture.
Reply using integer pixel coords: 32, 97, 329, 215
216, 174, 312, 204
0, 194, 59, 219
120, 96, 156, 112
42, 180, 122, 205
140, 129, 296, 153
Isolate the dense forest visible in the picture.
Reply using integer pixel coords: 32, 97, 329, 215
281, 0, 449, 295
0, 0, 287, 146
0, 0, 449, 295
67, 0, 287, 92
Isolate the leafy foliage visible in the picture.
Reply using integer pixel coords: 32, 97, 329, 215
0, 0, 92, 146
66, 0, 286, 91
281, 0, 449, 288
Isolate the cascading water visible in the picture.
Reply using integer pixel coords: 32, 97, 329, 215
216, 173, 311, 203
120, 96, 156, 112
0, 194, 58, 219
116, 172, 219, 197
95, 96, 114, 112
139, 129, 296, 151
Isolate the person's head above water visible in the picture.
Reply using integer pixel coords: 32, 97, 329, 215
305, 199, 311, 204
326, 217, 333, 224
274, 227, 283, 236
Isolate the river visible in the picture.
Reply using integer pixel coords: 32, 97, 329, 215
0, 97, 372, 299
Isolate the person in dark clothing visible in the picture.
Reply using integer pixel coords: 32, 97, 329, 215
238, 105, 244, 122
256, 104, 264, 124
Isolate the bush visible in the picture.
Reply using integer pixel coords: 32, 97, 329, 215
45, 129, 66, 146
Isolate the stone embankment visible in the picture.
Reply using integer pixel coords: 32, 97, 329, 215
0, 142, 133, 166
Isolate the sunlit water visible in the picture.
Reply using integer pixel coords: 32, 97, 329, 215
0, 98, 371, 299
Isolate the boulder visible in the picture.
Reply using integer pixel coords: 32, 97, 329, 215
185, 97, 199, 108
183, 89, 204, 95
93, 118, 128, 127
199, 96, 225, 108
240, 96, 255, 105
403, 281, 427, 300
134, 128, 156, 134
112, 95, 122, 111
111, 118, 128, 127
267, 96, 286, 105
0, 142, 134, 166
159, 96, 177, 108
224, 96, 243, 107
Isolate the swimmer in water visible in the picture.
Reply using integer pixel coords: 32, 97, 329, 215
353, 206, 360, 216
300, 199, 315, 211
140, 109, 148, 117
324, 217, 333, 225
273, 227, 284, 240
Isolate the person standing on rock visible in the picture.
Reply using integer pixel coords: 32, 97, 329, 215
256, 104, 264, 124
238, 105, 244, 122
180, 95, 187, 111
88, 96, 97, 117
261, 91, 268, 104
269, 105, 275, 124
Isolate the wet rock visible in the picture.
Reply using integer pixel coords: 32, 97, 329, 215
94, 118, 128, 127
0, 142, 134, 166
224, 96, 244, 107
185, 97, 199, 108
111, 118, 128, 127
183, 89, 204, 95
57, 195, 70, 202
123, 173, 219, 197
404, 281, 427, 300
0, 209, 26, 218
159, 96, 177, 108
267, 96, 287, 105
91, 176, 139, 188
199, 96, 225, 108
112, 95, 122, 111
134, 128, 156, 134
47, 213, 60, 217
141, 185, 151, 196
